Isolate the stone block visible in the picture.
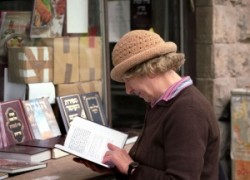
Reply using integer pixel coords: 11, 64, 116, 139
236, 76, 250, 88
214, 5, 237, 43
213, 77, 237, 117
213, 44, 232, 78
196, 43, 215, 78
214, 43, 250, 78
196, 0, 213, 6
237, 7, 250, 41
196, 77, 237, 118
196, 78, 214, 105
196, 7, 213, 43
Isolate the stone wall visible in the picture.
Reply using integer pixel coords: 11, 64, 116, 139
196, 1, 250, 177
196, 0, 250, 118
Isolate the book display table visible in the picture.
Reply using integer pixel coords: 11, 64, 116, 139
6, 142, 135, 180
7, 155, 111, 180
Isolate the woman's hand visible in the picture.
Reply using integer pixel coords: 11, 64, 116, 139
102, 143, 134, 174
73, 157, 113, 173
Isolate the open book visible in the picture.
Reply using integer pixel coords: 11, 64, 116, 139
55, 117, 128, 168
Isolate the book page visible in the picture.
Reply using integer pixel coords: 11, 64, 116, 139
55, 117, 128, 168
108, 0, 130, 42
0, 158, 46, 173
66, 0, 88, 33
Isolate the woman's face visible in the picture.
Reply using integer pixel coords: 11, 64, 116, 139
124, 75, 156, 103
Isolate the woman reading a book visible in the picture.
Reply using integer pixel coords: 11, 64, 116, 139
74, 30, 220, 180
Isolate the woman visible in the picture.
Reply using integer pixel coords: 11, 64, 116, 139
74, 30, 220, 180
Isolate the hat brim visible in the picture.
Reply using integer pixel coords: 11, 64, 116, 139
111, 42, 177, 82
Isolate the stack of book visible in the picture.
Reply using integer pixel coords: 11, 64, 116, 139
0, 159, 46, 175
0, 97, 68, 175
0, 91, 122, 176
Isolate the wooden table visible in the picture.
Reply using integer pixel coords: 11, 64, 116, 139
7, 143, 134, 180
7, 155, 114, 180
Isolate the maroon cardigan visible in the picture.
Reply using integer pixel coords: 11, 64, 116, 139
122, 85, 220, 180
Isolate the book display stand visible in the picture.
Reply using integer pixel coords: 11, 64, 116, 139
0, 0, 114, 179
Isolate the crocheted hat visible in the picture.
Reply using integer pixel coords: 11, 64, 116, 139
110, 30, 178, 82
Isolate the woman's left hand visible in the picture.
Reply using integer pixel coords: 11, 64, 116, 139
73, 157, 112, 173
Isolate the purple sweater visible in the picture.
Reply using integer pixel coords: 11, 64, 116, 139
126, 85, 220, 180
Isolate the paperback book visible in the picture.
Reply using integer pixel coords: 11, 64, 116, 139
22, 97, 61, 140
0, 145, 51, 162
0, 158, 46, 174
0, 11, 32, 56
30, 0, 66, 38
18, 135, 68, 159
55, 117, 128, 168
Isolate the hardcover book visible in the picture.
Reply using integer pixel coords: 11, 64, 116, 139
56, 94, 87, 132
55, 117, 128, 168
80, 92, 107, 126
0, 145, 51, 162
0, 158, 46, 174
30, 0, 66, 38
0, 11, 32, 56
18, 135, 68, 159
22, 97, 61, 140
0, 99, 33, 148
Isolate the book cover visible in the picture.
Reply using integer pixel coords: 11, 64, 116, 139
80, 92, 107, 126
0, 158, 46, 174
56, 94, 87, 132
130, 0, 152, 30
55, 117, 128, 168
0, 145, 51, 162
0, 99, 34, 148
22, 97, 61, 140
19, 135, 66, 149
18, 135, 68, 159
30, 0, 66, 38
0, 11, 32, 56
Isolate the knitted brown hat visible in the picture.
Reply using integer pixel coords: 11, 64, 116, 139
111, 30, 178, 82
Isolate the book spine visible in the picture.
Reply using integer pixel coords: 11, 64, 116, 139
18, 99, 34, 140
81, 92, 107, 126
56, 97, 70, 132
0, 106, 7, 148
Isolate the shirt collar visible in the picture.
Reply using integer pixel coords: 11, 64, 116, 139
151, 76, 193, 107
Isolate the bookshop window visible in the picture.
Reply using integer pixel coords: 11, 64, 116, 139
0, 0, 111, 132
